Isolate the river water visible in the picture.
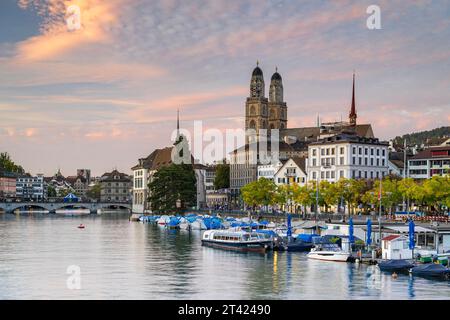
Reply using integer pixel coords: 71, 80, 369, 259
0, 213, 449, 300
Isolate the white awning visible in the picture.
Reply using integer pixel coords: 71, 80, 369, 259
385, 225, 434, 233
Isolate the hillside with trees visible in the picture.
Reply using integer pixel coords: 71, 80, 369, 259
392, 126, 450, 149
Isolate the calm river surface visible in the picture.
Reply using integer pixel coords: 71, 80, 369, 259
0, 213, 449, 300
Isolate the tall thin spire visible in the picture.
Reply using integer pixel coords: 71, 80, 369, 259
349, 72, 357, 126
177, 108, 180, 136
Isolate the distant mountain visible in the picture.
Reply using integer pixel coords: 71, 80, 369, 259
392, 126, 450, 149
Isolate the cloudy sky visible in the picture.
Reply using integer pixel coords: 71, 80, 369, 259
0, 0, 449, 176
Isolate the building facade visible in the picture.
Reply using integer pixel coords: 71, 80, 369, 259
408, 146, 450, 179
16, 174, 46, 200
0, 173, 17, 198
131, 117, 206, 213
99, 170, 132, 203
229, 65, 375, 207
274, 157, 307, 186
257, 159, 285, 181
245, 63, 287, 138
66, 175, 88, 197
307, 133, 389, 182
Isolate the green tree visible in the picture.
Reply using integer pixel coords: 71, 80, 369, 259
363, 177, 402, 214
86, 183, 101, 200
241, 178, 277, 212
213, 163, 230, 189
0, 152, 25, 174
148, 164, 197, 214
319, 180, 339, 212
47, 185, 57, 198
398, 178, 417, 212
57, 188, 73, 198
422, 176, 450, 213
336, 178, 365, 215
293, 184, 315, 214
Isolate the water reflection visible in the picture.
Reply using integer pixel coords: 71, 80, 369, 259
1, 214, 450, 299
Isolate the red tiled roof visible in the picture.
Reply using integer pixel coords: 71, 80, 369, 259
411, 146, 450, 160
382, 235, 401, 241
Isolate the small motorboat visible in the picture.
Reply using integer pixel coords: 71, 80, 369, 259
77, 224, 85, 229
378, 259, 415, 273
307, 243, 350, 262
410, 264, 450, 279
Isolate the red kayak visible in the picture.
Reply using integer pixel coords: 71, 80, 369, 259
77, 224, 85, 229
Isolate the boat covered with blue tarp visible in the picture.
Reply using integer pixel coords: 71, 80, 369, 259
411, 264, 450, 279
378, 259, 414, 272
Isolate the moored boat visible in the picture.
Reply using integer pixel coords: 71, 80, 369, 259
201, 229, 273, 253
307, 243, 350, 262
378, 259, 415, 273
410, 264, 450, 279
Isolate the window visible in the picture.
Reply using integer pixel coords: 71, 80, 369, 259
352, 147, 356, 154
331, 171, 335, 179
376, 149, 380, 156
382, 149, 385, 156
331, 148, 335, 155
365, 148, 368, 155
340, 157, 344, 165
358, 148, 362, 155
340, 170, 344, 178
340, 147, 345, 155
313, 159, 317, 166
312, 172, 317, 179
312, 149, 317, 156
365, 158, 368, 166
352, 157, 356, 165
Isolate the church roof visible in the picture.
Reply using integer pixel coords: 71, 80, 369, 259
271, 72, 282, 81
252, 66, 263, 77
290, 156, 307, 173
131, 146, 195, 171
280, 124, 374, 141
230, 139, 307, 154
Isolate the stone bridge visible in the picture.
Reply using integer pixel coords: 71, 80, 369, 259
0, 202, 131, 214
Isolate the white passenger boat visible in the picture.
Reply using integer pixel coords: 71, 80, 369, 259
307, 244, 350, 262
201, 229, 273, 253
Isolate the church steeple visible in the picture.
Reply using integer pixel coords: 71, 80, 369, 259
349, 72, 357, 126
176, 108, 180, 137
250, 61, 265, 98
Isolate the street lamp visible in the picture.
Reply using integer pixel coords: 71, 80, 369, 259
378, 175, 382, 248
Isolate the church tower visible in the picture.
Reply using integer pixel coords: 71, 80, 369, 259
245, 62, 269, 140
268, 67, 287, 130
349, 72, 357, 126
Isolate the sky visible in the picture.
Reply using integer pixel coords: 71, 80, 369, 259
0, 0, 449, 176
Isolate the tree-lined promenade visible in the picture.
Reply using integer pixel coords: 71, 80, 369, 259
241, 175, 450, 216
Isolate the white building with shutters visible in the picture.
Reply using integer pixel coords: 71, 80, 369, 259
307, 133, 389, 183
